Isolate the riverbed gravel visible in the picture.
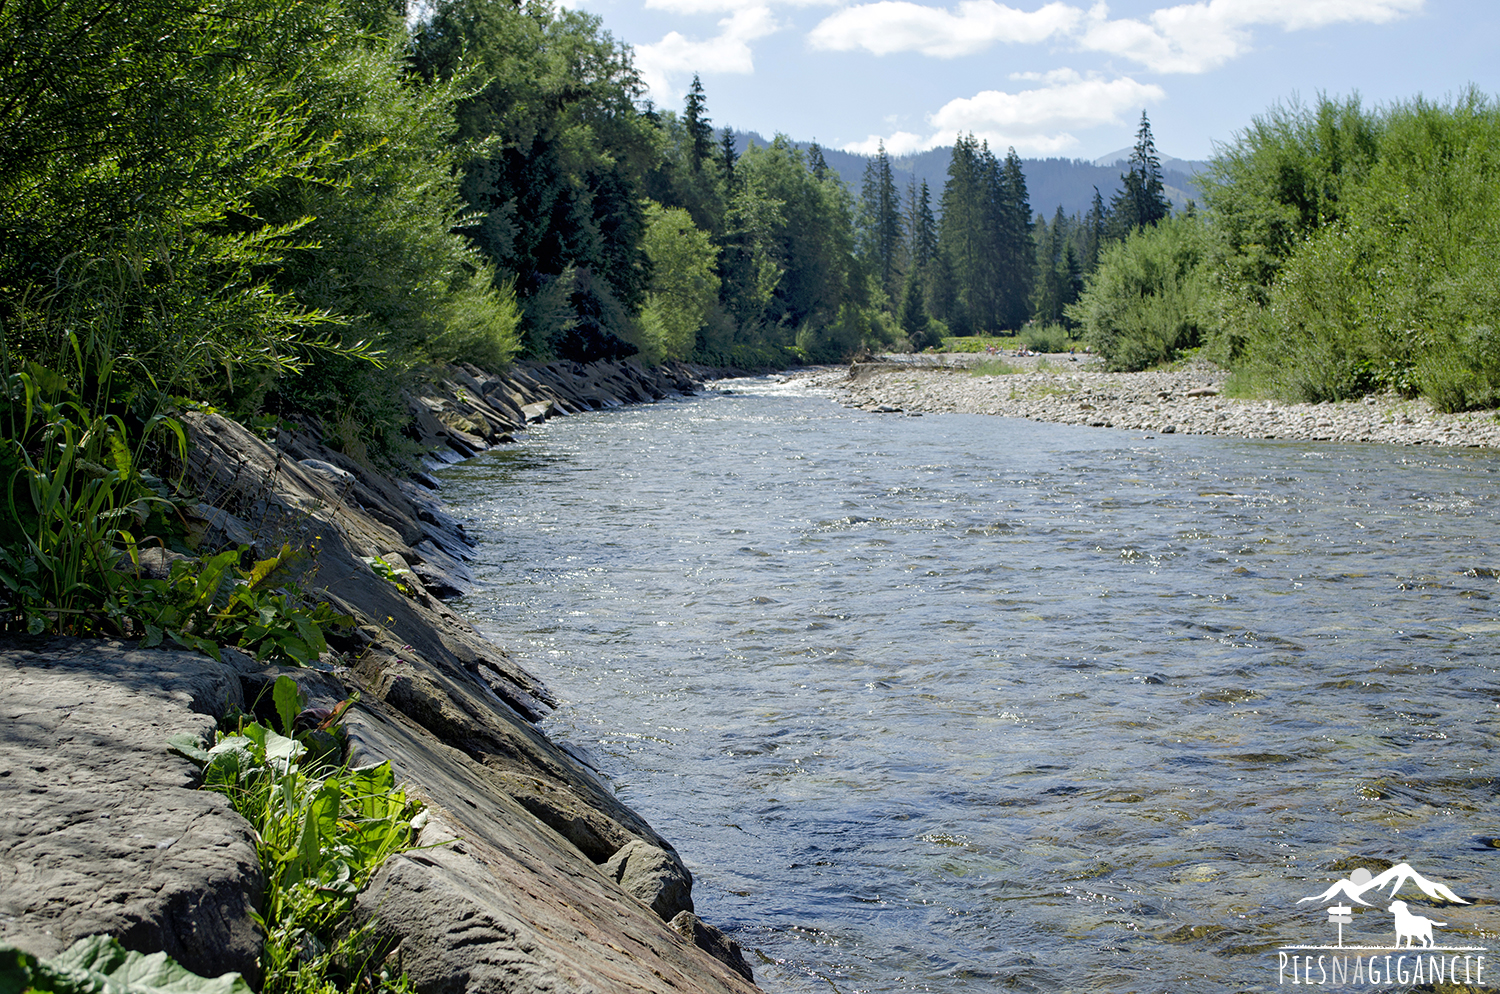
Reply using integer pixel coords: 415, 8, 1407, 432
791, 354, 1500, 449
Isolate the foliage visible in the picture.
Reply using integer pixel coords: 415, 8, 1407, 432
126, 544, 353, 666
1110, 112, 1172, 235
1068, 213, 1215, 371
1207, 90, 1500, 409
0, 363, 185, 636
938, 136, 1034, 335
173, 676, 424, 994
0, 935, 253, 994
639, 204, 720, 362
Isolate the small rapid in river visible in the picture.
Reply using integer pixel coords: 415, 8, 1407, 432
439, 374, 1500, 993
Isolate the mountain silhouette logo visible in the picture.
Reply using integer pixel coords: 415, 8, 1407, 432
1297, 863, 1469, 908
1276, 862, 1488, 985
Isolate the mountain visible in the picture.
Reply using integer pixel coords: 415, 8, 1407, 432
1297, 863, 1470, 907
732, 131, 1209, 218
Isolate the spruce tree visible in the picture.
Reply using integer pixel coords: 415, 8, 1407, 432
684, 74, 714, 172
995, 146, 1035, 330
1111, 111, 1170, 233
859, 140, 902, 305
806, 141, 830, 180
720, 127, 737, 186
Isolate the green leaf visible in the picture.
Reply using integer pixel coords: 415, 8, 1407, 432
0, 943, 39, 994
272, 675, 302, 737
40, 934, 254, 994
166, 733, 210, 765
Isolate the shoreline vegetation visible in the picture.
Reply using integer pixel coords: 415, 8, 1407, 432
7, 0, 1500, 988
809, 354, 1500, 449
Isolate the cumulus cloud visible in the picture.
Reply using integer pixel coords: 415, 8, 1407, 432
1079, 0, 1425, 73
842, 131, 932, 155
635, 6, 780, 101
808, 0, 1079, 57
807, 0, 1420, 68
644, 0, 829, 11
840, 69, 1163, 155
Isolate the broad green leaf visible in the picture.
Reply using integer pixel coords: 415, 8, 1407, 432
272, 675, 302, 737
166, 733, 210, 765
42, 933, 254, 994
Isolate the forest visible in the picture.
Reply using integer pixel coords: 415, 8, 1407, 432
0, 0, 1178, 470
5, 0, 1500, 549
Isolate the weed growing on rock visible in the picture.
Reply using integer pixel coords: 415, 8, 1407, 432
173, 676, 425, 994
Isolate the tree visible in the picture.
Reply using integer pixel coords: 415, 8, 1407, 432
993, 146, 1035, 329
939, 134, 986, 335
720, 127, 738, 186
639, 203, 719, 361
685, 74, 714, 173
858, 141, 902, 304
1111, 111, 1172, 234
411, 0, 659, 361
806, 141, 830, 180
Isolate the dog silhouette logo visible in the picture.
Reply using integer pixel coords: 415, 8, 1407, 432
1389, 900, 1445, 948
1276, 862, 1487, 986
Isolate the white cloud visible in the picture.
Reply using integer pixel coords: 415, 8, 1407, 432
929, 69, 1164, 147
841, 69, 1163, 155
1079, 0, 1424, 73
808, 0, 1079, 57
635, 7, 780, 101
806, 0, 1419, 69
645, 0, 834, 13
842, 131, 931, 155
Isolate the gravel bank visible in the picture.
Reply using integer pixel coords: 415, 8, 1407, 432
799, 354, 1500, 448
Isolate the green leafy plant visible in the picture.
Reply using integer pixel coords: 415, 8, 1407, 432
126, 544, 353, 666
361, 556, 412, 598
0, 934, 252, 994
172, 676, 424, 994
0, 361, 186, 636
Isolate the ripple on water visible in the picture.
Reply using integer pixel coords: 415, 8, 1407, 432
441, 390, 1500, 993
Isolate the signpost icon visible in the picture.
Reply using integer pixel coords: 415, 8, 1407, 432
1328, 904, 1353, 947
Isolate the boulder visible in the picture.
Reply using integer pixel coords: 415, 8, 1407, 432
669, 912, 755, 984
602, 840, 694, 923
0, 641, 263, 985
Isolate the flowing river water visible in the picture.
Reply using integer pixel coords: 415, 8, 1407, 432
438, 375, 1500, 993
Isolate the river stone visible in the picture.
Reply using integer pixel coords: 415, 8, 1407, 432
0, 640, 263, 984
602, 840, 694, 922
669, 912, 754, 983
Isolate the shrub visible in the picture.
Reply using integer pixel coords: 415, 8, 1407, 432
1068, 214, 1216, 371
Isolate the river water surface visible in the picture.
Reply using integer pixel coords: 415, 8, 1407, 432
439, 375, 1500, 993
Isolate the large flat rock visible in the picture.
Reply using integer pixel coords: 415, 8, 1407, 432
0, 641, 263, 983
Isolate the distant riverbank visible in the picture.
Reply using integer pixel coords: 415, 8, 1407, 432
799, 354, 1500, 448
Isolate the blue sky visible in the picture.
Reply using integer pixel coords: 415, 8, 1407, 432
560, 0, 1500, 162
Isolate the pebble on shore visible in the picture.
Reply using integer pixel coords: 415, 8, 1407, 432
801, 354, 1500, 449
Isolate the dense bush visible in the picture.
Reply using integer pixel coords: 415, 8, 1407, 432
1067, 214, 1215, 371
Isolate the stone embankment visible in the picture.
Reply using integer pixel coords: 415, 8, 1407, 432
813, 354, 1500, 448
1, 359, 759, 993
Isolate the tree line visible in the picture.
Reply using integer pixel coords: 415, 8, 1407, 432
2, 0, 1189, 468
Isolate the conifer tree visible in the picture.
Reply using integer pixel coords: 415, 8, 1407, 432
1084, 186, 1107, 273
994, 146, 1035, 329
806, 141, 830, 180
720, 127, 737, 186
907, 179, 938, 271
684, 74, 714, 172
1111, 111, 1171, 234
859, 140, 902, 304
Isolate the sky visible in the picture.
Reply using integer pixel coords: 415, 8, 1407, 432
557, 0, 1500, 162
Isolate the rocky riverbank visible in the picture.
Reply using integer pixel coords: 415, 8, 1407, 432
1, 359, 759, 993
808, 354, 1500, 448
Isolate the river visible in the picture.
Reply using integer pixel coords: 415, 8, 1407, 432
437, 374, 1500, 993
